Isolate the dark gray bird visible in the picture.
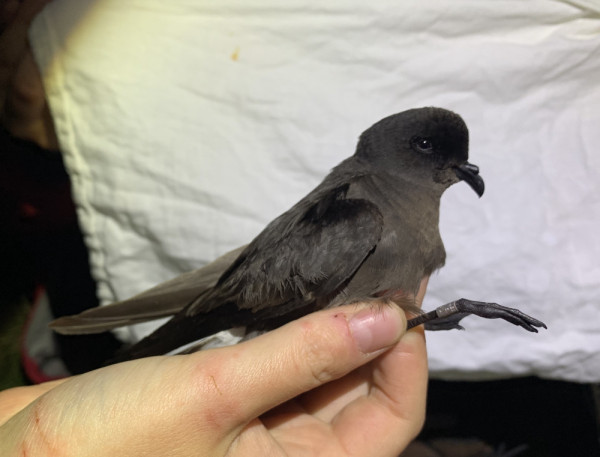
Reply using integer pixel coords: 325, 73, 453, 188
50, 107, 545, 362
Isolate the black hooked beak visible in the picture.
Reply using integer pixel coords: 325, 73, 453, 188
454, 162, 485, 197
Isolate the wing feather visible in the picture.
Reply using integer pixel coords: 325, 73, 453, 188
49, 246, 246, 334
187, 183, 384, 315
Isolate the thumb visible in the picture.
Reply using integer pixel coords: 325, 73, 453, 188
187, 303, 407, 430
0, 304, 407, 457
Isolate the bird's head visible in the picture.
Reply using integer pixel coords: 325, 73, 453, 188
355, 107, 484, 197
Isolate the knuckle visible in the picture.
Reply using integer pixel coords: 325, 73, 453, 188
22, 394, 66, 455
295, 321, 343, 385
184, 354, 245, 432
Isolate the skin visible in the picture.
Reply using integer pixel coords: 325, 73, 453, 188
0, 1, 429, 454
0, 295, 428, 456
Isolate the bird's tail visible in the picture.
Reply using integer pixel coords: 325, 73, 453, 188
107, 303, 243, 364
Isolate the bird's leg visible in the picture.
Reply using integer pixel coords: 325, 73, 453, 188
406, 298, 547, 332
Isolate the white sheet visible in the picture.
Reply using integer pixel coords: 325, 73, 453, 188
30, 0, 600, 381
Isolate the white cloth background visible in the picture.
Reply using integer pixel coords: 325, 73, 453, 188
29, 0, 600, 381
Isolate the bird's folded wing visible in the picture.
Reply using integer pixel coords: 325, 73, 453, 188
195, 182, 385, 316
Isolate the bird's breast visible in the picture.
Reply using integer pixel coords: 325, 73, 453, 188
341, 175, 446, 301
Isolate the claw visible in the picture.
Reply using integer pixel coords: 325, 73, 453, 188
407, 298, 547, 332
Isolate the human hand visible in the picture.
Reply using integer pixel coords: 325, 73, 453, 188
0, 303, 427, 456
0, 0, 57, 149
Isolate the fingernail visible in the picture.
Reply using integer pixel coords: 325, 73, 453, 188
349, 305, 405, 354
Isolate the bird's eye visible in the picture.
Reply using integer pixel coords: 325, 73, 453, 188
411, 136, 434, 154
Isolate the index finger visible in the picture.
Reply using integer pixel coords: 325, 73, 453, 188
331, 328, 428, 456
184, 303, 407, 433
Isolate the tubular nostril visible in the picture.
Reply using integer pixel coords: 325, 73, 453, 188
464, 163, 479, 174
